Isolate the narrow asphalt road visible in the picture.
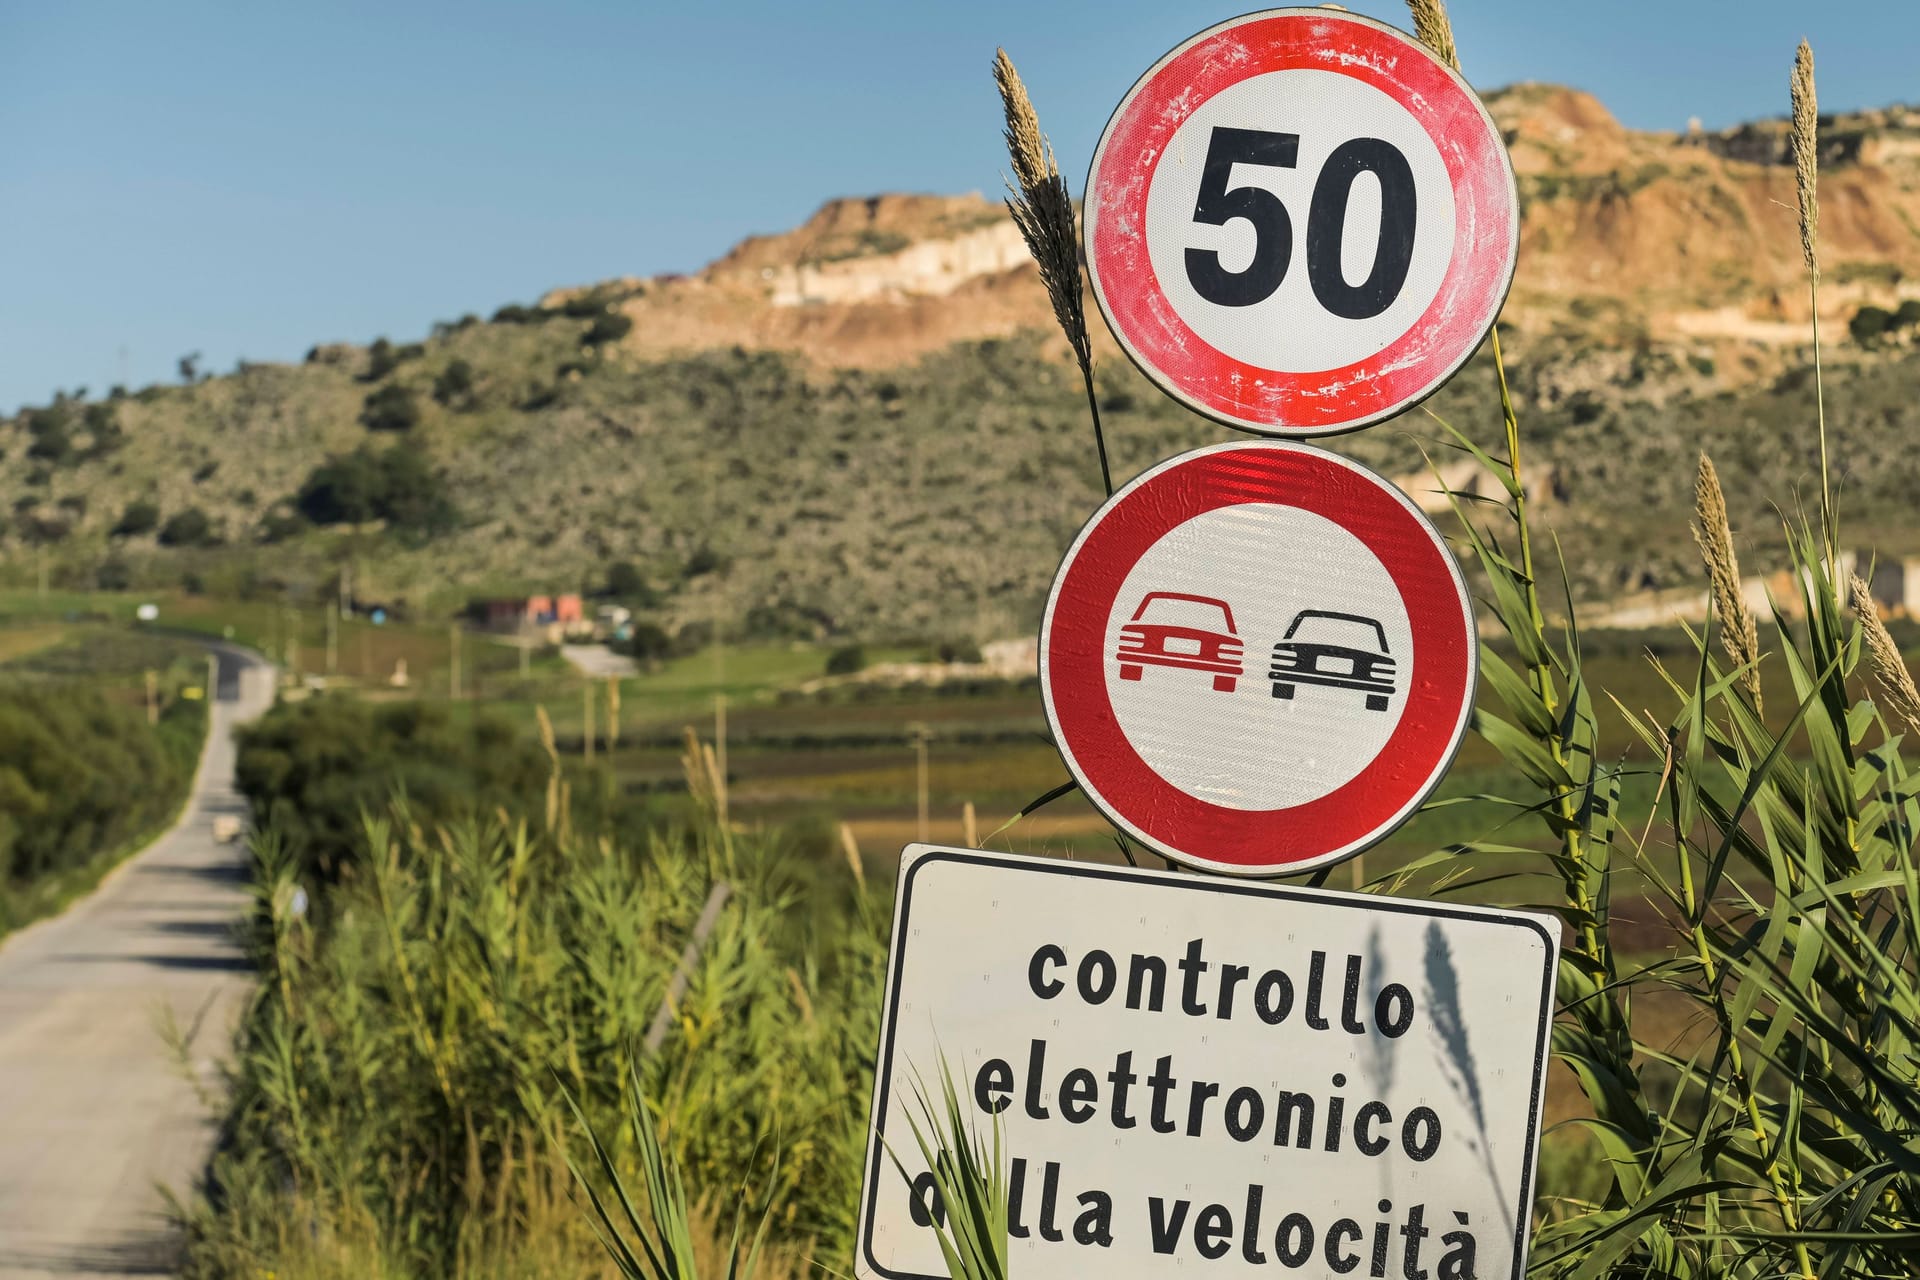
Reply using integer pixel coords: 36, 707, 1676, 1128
0, 643, 273, 1278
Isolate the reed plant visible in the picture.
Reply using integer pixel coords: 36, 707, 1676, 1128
937, 7, 1920, 1279
179, 728, 886, 1279
1414, 7, 1920, 1276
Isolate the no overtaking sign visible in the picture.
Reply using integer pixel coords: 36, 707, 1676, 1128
1041, 441, 1476, 876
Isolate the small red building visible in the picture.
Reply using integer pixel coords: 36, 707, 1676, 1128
472, 593, 585, 632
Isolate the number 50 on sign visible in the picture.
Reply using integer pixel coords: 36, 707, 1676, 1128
1085, 8, 1519, 437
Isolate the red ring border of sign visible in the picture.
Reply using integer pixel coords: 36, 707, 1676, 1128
1083, 8, 1520, 437
1040, 441, 1476, 876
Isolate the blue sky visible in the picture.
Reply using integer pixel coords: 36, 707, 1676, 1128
3, 1, 1915, 412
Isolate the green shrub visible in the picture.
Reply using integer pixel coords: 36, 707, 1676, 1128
619, 619, 673, 663
1850, 303, 1893, 345
374, 442, 459, 539
363, 337, 400, 381
95, 556, 133, 591
432, 358, 474, 407
111, 500, 159, 538
295, 448, 384, 525
361, 383, 421, 432
83, 403, 123, 456
582, 310, 634, 347
491, 302, 542, 325
23, 411, 72, 464
825, 644, 865, 676
255, 505, 306, 544
605, 559, 660, 603
158, 507, 218, 548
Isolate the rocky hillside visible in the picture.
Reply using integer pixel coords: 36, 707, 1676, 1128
548, 86, 1920, 385
4, 85, 1920, 640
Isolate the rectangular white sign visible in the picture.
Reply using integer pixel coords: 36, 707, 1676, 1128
856, 846, 1559, 1280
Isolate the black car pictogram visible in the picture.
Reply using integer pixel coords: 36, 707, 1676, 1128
1269, 610, 1396, 712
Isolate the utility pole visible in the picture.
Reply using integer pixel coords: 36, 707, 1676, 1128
606, 676, 620, 751
910, 722, 931, 843
583, 680, 595, 762
448, 624, 461, 700
714, 690, 725, 802
145, 669, 158, 726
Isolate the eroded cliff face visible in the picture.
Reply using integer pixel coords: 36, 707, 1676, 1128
539, 87, 1920, 392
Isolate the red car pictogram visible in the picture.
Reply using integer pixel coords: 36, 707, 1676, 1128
1114, 592, 1244, 692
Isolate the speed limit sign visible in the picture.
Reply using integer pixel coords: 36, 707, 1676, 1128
1085, 8, 1519, 436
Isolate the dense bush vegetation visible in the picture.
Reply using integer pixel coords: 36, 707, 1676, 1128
1849, 298, 1920, 346
0, 682, 205, 933
234, 698, 549, 882
293, 442, 458, 540
187, 717, 882, 1278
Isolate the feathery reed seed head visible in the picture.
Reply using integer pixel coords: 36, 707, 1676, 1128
1852, 575, 1920, 733
1406, 0, 1460, 72
1791, 40, 1819, 277
1692, 454, 1762, 708
994, 49, 1090, 371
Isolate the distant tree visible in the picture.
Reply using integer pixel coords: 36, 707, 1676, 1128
18, 512, 71, 546
825, 645, 866, 676
177, 352, 201, 384
605, 559, 649, 600
582, 310, 634, 348
683, 546, 722, 578
361, 384, 421, 432
1851, 305, 1894, 346
95, 556, 133, 592
1896, 300, 1920, 331
620, 620, 673, 664
111, 500, 160, 538
294, 443, 456, 541
257, 506, 308, 544
296, 448, 386, 525
432, 359, 475, 408
24, 414, 72, 464
363, 337, 399, 381
83, 403, 123, 456
376, 442, 458, 539
158, 507, 218, 548
491, 303, 540, 325
936, 639, 983, 664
